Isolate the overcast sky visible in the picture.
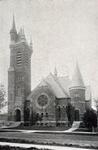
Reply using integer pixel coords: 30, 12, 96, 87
0, 0, 98, 98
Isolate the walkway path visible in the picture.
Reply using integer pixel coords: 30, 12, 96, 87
64, 121, 81, 132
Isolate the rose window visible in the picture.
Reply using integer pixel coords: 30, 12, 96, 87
37, 95, 48, 107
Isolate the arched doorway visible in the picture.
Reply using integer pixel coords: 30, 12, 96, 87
75, 109, 80, 121
15, 109, 21, 121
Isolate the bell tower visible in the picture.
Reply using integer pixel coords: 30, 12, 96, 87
8, 16, 33, 121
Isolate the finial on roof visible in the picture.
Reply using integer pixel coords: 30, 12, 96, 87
54, 66, 58, 76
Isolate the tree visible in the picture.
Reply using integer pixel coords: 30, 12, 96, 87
0, 84, 6, 108
83, 108, 97, 132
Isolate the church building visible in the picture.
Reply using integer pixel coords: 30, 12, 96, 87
8, 17, 91, 126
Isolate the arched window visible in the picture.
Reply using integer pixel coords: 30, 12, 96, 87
36, 113, 39, 121
58, 106, 61, 119
45, 112, 48, 118
41, 113, 43, 117
15, 109, 21, 121
24, 108, 30, 122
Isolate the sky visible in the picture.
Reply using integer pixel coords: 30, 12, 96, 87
0, 0, 98, 99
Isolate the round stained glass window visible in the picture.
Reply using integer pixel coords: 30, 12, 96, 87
37, 95, 48, 107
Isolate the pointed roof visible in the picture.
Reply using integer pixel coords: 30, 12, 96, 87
10, 15, 17, 33
71, 62, 85, 88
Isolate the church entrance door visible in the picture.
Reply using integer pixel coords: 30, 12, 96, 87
75, 109, 80, 121
15, 109, 21, 121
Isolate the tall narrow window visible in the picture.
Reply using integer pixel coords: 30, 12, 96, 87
16, 51, 22, 66
46, 112, 48, 118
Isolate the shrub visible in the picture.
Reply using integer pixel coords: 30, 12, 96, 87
83, 108, 97, 131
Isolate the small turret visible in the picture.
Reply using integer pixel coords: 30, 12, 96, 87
10, 15, 17, 42
30, 38, 33, 49
21, 28, 26, 41
54, 66, 58, 76
18, 27, 26, 42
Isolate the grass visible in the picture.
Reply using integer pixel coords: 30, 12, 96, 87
0, 135, 97, 149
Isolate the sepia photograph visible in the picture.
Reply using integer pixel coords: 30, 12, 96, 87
0, 0, 97, 149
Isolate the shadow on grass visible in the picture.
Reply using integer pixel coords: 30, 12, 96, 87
0, 145, 50, 150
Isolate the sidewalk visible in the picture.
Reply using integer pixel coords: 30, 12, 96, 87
0, 127, 98, 136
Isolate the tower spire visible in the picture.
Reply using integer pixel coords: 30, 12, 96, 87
10, 15, 17, 33
10, 15, 17, 42
71, 62, 85, 88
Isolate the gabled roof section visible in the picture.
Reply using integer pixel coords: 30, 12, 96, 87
38, 80, 48, 87
27, 73, 71, 100
57, 76, 70, 95
71, 63, 85, 88
44, 73, 67, 98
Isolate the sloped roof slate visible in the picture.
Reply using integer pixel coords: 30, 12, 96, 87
44, 73, 69, 98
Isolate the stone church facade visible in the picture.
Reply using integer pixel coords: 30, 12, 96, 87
8, 17, 91, 125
